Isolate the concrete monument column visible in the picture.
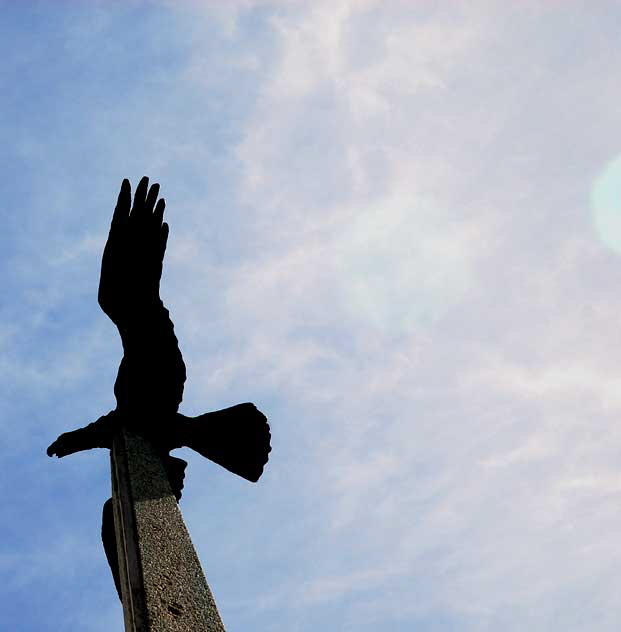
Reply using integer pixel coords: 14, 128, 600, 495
111, 430, 226, 632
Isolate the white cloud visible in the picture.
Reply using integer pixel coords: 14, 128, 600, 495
170, 2, 621, 629
7, 1, 621, 630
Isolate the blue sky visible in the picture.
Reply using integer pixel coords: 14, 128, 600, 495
3, 1, 621, 630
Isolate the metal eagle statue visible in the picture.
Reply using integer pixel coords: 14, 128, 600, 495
46, 177, 271, 599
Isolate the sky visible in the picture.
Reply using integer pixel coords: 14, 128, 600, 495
3, 1, 621, 630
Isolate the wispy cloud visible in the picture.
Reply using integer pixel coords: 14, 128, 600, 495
5, 2, 621, 631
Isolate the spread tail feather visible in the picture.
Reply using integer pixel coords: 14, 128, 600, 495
178, 403, 271, 482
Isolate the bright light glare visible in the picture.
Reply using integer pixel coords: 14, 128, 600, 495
592, 154, 621, 254
337, 197, 473, 332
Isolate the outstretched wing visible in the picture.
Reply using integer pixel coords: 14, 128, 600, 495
100, 178, 185, 423
98, 177, 168, 325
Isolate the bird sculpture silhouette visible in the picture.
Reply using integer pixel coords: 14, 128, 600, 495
47, 177, 271, 599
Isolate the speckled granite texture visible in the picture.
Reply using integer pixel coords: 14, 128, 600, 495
111, 430, 226, 632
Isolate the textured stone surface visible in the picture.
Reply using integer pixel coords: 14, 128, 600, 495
111, 430, 226, 632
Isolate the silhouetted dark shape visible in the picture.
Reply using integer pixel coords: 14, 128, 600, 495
47, 177, 271, 600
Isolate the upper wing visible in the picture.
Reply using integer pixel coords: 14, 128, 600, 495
98, 177, 168, 326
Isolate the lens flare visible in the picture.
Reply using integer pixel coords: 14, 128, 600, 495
592, 155, 621, 254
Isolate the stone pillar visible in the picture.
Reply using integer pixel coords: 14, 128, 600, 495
111, 429, 227, 632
